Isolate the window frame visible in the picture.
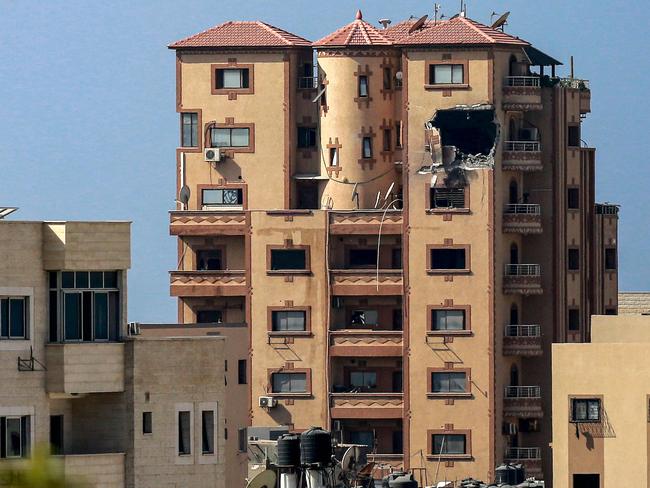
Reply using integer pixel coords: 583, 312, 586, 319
427, 430, 472, 459
428, 368, 471, 397
267, 307, 311, 336
142, 411, 153, 435
204, 122, 255, 153
0, 296, 29, 341
568, 308, 581, 332
425, 61, 469, 89
361, 136, 373, 159
266, 245, 311, 275
567, 187, 580, 210
198, 184, 247, 210
358, 75, 369, 98
427, 245, 471, 274
238, 359, 247, 385
297, 126, 317, 149
177, 409, 192, 457
211, 64, 254, 95
605, 247, 617, 271
568, 247, 580, 272
427, 305, 471, 336
570, 398, 601, 423
428, 185, 469, 212
180, 111, 200, 149
268, 369, 312, 397
0, 414, 32, 460
210, 127, 251, 149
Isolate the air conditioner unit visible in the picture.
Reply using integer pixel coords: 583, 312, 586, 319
518, 128, 538, 142
258, 396, 277, 408
204, 147, 221, 162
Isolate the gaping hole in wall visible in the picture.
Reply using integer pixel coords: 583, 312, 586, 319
431, 108, 497, 156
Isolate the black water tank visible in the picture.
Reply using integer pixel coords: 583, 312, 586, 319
277, 434, 301, 467
382, 473, 418, 488
495, 464, 517, 484
300, 427, 332, 466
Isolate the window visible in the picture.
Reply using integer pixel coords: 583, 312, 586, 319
196, 310, 222, 324
215, 68, 250, 89
383, 128, 391, 152
430, 248, 467, 271
142, 412, 152, 435
202, 410, 215, 455
350, 371, 377, 390
567, 188, 580, 210
395, 121, 403, 148
351, 310, 379, 327
362, 137, 373, 159
431, 371, 467, 393
210, 127, 250, 148
178, 411, 191, 455
431, 433, 467, 455
50, 415, 63, 455
1, 297, 28, 339
298, 127, 317, 148
349, 431, 374, 449
568, 308, 580, 331
0, 416, 30, 459
238, 359, 247, 385
429, 64, 464, 85
50, 271, 119, 343
196, 250, 223, 271
181, 112, 198, 148
605, 308, 617, 315
238, 428, 247, 452
573, 474, 600, 488
202, 188, 243, 209
358, 75, 369, 97
329, 147, 339, 167
431, 309, 466, 331
605, 248, 617, 270
383, 67, 392, 90
571, 398, 601, 422
271, 372, 307, 394
568, 248, 580, 271
568, 125, 581, 147
269, 249, 307, 271
430, 188, 465, 209
349, 249, 377, 268
272, 310, 307, 332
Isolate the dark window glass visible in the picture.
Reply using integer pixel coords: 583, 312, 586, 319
49, 272, 58, 289
64, 293, 81, 341
297, 127, 317, 148
392, 248, 402, 269
605, 308, 617, 315
181, 112, 198, 148
430, 188, 465, 209
0, 298, 26, 339
178, 411, 191, 455
272, 311, 306, 332
108, 291, 119, 341
429, 64, 464, 85
362, 137, 373, 158
90, 272, 103, 288
270, 249, 307, 271
395, 121, 403, 147
605, 248, 617, 270
82, 291, 93, 341
432, 434, 466, 455
61, 272, 74, 289
197, 250, 223, 271
568, 309, 580, 331
50, 415, 63, 455
142, 412, 152, 435
6, 417, 22, 457
0, 299, 7, 337
568, 248, 580, 271
358, 75, 369, 97
94, 292, 109, 340
238, 359, 247, 385
383, 67, 392, 90
349, 249, 377, 268
329, 147, 339, 167
567, 188, 580, 210
49, 291, 58, 342
393, 309, 403, 331
432, 310, 466, 331
104, 272, 118, 288
432, 372, 467, 393
349, 431, 374, 448
383, 128, 391, 152
271, 372, 307, 393
202, 411, 214, 454
211, 127, 250, 148
75, 271, 88, 288
568, 125, 581, 147
430, 249, 467, 270
571, 398, 601, 422
238, 428, 247, 452
197, 310, 223, 324
392, 430, 403, 453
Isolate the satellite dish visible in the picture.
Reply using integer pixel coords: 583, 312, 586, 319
408, 14, 428, 33
245, 470, 276, 488
384, 182, 395, 201
430, 174, 438, 188
491, 11, 510, 29
374, 191, 382, 209
179, 185, 190, 207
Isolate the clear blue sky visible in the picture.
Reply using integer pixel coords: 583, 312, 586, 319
1, 0, 648, 321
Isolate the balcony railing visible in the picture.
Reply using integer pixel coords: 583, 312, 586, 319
505, 141, 541, 152
298, 76, 317, 89
505, 204, 541, 215
595, 203, 619, 215
505, 76, 540, 87
505, 264, 541, 276
505, 447, 541, 460
505, 325, 541, 337
505, 386, 541, 399
557, 77, 590, 90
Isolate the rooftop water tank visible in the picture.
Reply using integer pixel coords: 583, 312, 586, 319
300, 427, 332, 466
277, 434, 301, 468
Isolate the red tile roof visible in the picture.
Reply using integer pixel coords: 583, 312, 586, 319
385, 16, 529, 46
313, 10, 392, 47
169, 21, 311, 49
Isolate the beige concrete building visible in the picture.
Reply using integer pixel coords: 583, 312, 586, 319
0, 218, 225, 488
168, 9, 619, 484
617, 292, 650, 314
552, 315, 650, 487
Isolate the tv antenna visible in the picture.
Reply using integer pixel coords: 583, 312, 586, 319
434, 3, 442, 24
0, 207, 18, 220
408, 14, 428, 34
491, 11, 510, 30
459, 0, 467, 17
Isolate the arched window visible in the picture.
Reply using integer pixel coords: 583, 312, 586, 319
509, 180, 519, 204
510, 243, 519, 265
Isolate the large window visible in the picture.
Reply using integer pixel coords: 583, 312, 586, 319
431, 309, 466, 331
271, 372, 307, 394
0, 297, 28, 340
571, 398, 601, 422
271, 310, 307, 332
350, 371, 377, 390
567, 188, 580, 210
431, 433, 467, 456
348, 249, 377, 268
568, 308, 580, 332
181, 112, 198, 148
430, 188, 466, 209
431, 371, 467, 393
429, 248, 467, 271
49, 271, 120, 343
201, 188, 243, 209
215, 68, 250, 89
349, 431, 374, 449
210, 127, 250, 148
0, 416, 30, 459
269, 249, 308, 272
429, 64, 464, 85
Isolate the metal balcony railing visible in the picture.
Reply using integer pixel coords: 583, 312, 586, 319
505, 141, 541, 152
505, 204, 541, 215
504, 264, 541, 276
595, 203, 619, 215
505, 325, 541, 337
505, 447, 541, 460
298, 76, 317, 89
505, 386, 541, 398
505, 76, 540, 87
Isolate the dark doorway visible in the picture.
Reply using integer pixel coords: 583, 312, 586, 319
573, 474, 599, 488
510, 304, 519, 325
510, 244, 519, 265
297, 181, 319, 209
510, 365, 519, 386
509, 180, 518, 204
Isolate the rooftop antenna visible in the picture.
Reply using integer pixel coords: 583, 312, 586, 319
491, 11, 510, 31
379, 18, 391, 29
459, 0, 467, 17
434, 3, 442, 24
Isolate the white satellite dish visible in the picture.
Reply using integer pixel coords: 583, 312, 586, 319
245, 469, 276, 488
384, 182, 395, 201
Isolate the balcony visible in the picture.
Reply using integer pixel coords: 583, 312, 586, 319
56, 453, 125, 487
169, 270, 247, 297
503, 264, 542, 295
503, 325, 542, 356
329, 210, 403, 235
330, 393, 403, 419
504, 386, 543, 418
503, 76, 542, 111
330, 270, 403, 296
504, 447, 542, 479
169, 210, 247, 236
503, 204, 542, 234
330, 331, 403, 357
45, 343, 124, 394
502, 141, 542, 171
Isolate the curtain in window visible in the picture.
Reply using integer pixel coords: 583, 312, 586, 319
222, 69, 242, 88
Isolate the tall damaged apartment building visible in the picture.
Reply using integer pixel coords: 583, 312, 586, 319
168, 9, 618, 484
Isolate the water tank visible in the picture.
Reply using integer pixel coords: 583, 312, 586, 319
495, 464, 517, 484
277, 434, 301, 467
300, 427, 332, 466
382, 472, 418, 488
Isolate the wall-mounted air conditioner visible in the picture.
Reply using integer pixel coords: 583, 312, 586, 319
204, 147, 221, 162
258, 396, 277, 408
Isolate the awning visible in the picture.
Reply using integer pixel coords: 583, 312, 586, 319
523, 46, 563, 66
